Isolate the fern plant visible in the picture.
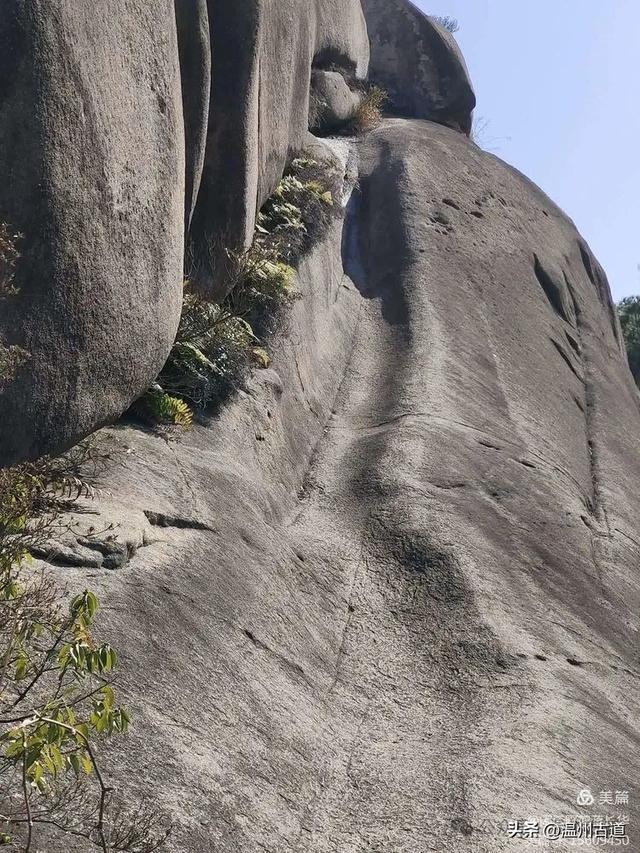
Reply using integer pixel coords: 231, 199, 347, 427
132, 385, 194, 428
134, 155, 338, 427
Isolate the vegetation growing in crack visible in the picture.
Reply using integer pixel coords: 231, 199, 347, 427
618, 295, 640, 385
0, 444, 171, 852
343, 85, 387, 136
133, 156, 340, 426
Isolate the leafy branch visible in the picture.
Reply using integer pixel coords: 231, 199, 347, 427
0, 449, 170, 851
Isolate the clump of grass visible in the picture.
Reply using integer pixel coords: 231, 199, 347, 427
132, 157, 338, 428
344, 86, 387, 136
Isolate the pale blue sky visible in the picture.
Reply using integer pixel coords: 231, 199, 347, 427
416, 0, 639, 300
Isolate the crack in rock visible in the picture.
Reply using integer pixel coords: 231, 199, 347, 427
143, 510, 217, 532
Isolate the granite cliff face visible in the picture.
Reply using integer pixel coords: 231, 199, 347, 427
1, 2, 639, 852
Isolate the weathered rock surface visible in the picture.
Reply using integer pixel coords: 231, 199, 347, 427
0, 1, 186, 467
360, 0, 476, 133
188, 0, 369, 296
48, 121, 640, 851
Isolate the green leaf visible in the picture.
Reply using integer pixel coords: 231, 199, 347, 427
101, 684, 115, 708
15, 654, 28, 680
69, 752, 81, 777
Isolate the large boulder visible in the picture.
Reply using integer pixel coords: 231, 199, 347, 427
0, 2, 186, 467
188, 0, 369, 296
47, 121, 640, 850
309, 70, 361, 135
360, 0, 476, 133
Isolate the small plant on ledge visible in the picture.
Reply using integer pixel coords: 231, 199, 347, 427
343, 85, 387, 136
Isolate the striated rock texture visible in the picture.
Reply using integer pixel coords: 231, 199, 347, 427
0, 1, 186, 466
188, 0, 369, 296
360, 0, 476, 133
51, 121, 640, 850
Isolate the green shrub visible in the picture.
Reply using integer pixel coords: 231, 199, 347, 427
0, 447, 170, 851
230, 252, 297, 319
256, 162, 338, 264
160, 298, 256, 410
0, 226, 29, 390
618, 295, 640, 384
147, 256, 295, 415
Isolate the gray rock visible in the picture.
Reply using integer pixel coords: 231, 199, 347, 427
360, 0, 476, 133
53, 125, 640, 850
188, 0, 369, 297
309, 70, 361, 134
0, 2, 186, 466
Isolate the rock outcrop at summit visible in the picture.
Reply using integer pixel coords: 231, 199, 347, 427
189, 0, 369, 297
0, 1, 186, 466
360, 0, 476, 133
